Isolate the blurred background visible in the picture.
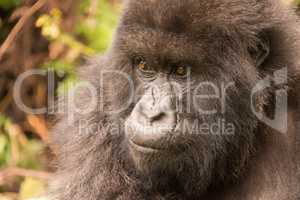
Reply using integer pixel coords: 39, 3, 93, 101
0, 0, 120, 199
0, 0, 298, 199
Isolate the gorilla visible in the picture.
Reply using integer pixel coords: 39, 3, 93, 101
50, 0, 300, 199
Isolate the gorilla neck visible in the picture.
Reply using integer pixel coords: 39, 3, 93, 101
117, 141, 207, 198
209, 110, 300, 200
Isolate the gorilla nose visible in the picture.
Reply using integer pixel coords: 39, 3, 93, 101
139, 92, 177, 127
126, 94, 177, 150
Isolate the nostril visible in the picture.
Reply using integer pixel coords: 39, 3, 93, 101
140, 109, 177, 129
140, 109, 166, 124
148, 112, 166, 123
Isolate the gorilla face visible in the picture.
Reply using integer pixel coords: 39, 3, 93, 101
120, 51, 261, 192
94, 1, 276, 194
113, 3, 270, 189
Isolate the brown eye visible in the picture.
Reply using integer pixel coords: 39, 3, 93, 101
133, 56, 156, 80
138, 60, 147, 71
133, 56, 153, 73
175, 66, 188, 76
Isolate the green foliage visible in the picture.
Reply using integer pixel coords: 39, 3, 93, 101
75, 0, 120, 52
37, 0, 120, 95
36, 9, 95, 57
0, 115, 11, 167
0, 0, 120, 171
0, 114, 46, 199
0, 0, 120, 198
0, 133, 10, 167
0, 114, 45, 170
0, 0, 21, 10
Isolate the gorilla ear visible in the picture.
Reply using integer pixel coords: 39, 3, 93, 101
249, 34, 270, 67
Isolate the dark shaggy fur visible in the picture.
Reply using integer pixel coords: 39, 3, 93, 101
50, 0, 300, 199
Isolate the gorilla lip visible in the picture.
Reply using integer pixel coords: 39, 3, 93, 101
126, 116, 177, 152
129, 139, 164, 153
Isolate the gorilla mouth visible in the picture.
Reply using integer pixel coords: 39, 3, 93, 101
129, 139, 163, 153
125, 115, 178, 153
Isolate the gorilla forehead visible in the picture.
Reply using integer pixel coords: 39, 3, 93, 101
118, 0, 284, 63
123, 0, 275, 35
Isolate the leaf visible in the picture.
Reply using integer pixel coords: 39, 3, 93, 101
0, 134, 7, 153
19, 177, 47, 200
0, 114, 8, 127
0, 134, 9, 167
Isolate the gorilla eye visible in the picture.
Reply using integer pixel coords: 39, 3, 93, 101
133, 56, 154, 74
175, 66, 188, 77
138, 60, 147, 71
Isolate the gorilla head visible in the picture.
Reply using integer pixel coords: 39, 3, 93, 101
119, 0, 264, 192
51, 0, 300, 199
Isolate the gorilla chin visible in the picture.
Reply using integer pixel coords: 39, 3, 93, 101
124, 104, 247, 196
